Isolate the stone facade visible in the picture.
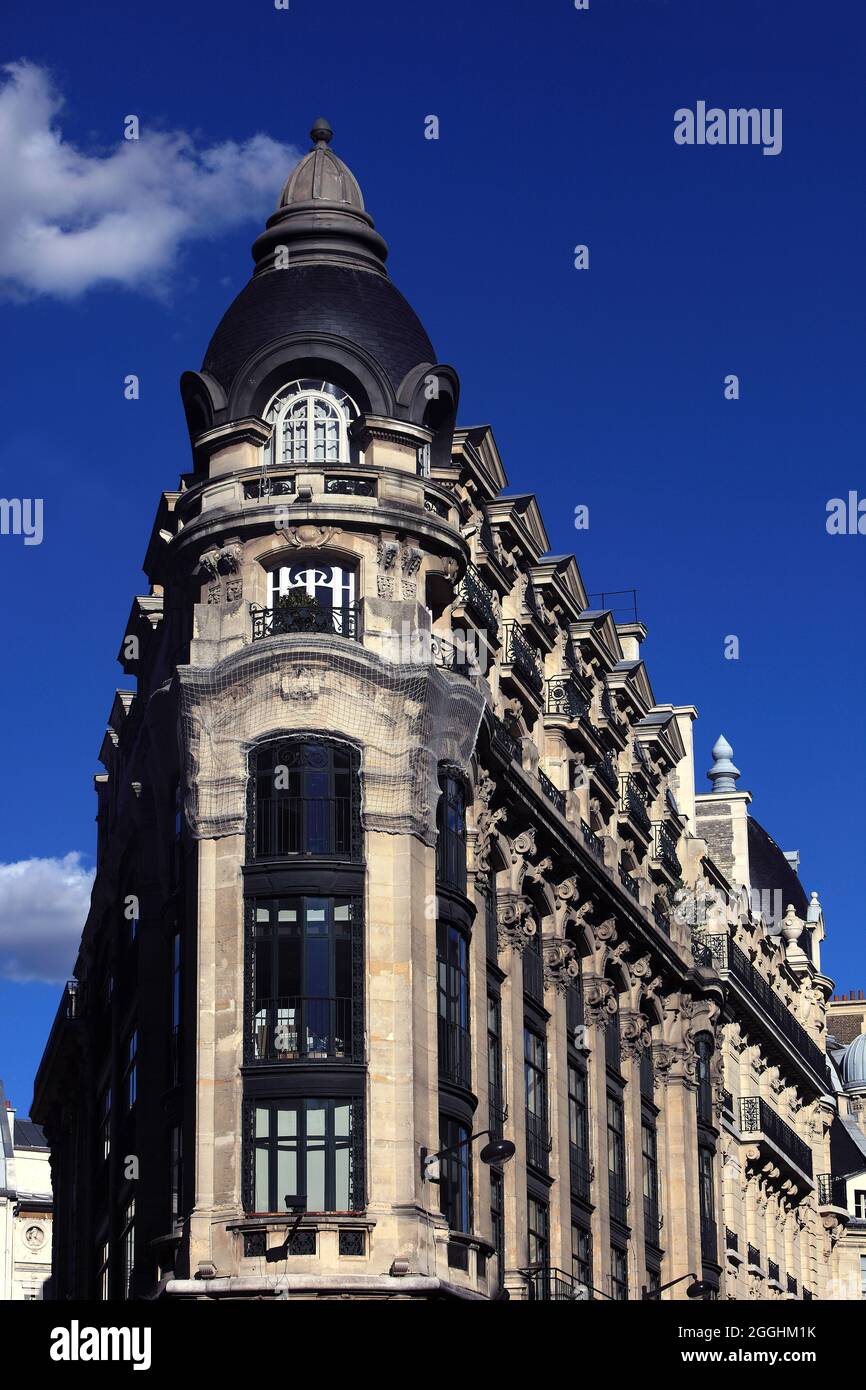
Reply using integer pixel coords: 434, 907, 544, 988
32, 122, 843, 1302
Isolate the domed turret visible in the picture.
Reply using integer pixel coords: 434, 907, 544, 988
839, 1033, 866, 1092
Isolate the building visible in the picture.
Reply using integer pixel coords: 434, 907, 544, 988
0, 1080, 53, 1300
828, 992, 866, 1047
32, 120, 842, 1301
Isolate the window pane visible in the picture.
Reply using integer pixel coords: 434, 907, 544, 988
255, 1148, 269, 1209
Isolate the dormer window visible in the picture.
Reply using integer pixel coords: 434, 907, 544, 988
264, 380, 358, 467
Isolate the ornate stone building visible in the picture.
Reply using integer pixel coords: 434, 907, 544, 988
0, 1080, 53, 1300
33, 121, 841, 1301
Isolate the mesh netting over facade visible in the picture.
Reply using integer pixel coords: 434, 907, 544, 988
177, 635, 487, 845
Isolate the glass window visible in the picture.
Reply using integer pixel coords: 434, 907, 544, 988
251, 897, 359, 1062
170, 932, 181, 1086
252, 739, 359, 860
97, 1240, 110, 1301
696, 1035, 713, 1125
860, 1254, 866, 1298
124, 1030, 138, 1111
170, 1125, 183, 1225
121, 1200, 135, 1300
490, 1167, 505, 1285
605, 1004, 621, 1073
854, 1189, 866, 1220
699, 1145, 715, 1221
607, 1092, 627, 1225
610, 1244, 628, 1301
487, 993, 504, 1135
266, 380, 356, 467
528, 1195, 549, 1272
100, 1086, 111, 1162
437, 922, 471, 1087
642, 1121, 660, 1245
251, 1098, 357, 1213
439, 1114, 472, 1234
436, 772, 467, 892
266, 560, 356, 627
568, 1063, 590, 1201
571, 1223, 592, 1291
524, 1028, 549, 1172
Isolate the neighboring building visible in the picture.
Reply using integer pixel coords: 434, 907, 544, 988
32, 120, 842, 1301
828, 992, 866, 1046
822, 1024, 866, 1297
0, 1081, 53, 1300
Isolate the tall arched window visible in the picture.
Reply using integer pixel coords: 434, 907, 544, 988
264, 380, 358, 468
248, 738, 362, 861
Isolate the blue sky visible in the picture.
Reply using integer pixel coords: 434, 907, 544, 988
0, 0, 863, 1110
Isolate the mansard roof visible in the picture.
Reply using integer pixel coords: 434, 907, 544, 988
747, 814, 809, 918
486, 492, 551, 561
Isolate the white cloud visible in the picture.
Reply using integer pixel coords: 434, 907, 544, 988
0, 61, 299, 298
0, 853, 94, 983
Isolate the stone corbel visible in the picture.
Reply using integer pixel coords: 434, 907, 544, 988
584, 975, 618, 1030
496, 894, 535, 953
620, 1009, 652, 1061
542, 936, 581, 994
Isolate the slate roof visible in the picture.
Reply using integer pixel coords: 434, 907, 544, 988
747, 813, 809, 917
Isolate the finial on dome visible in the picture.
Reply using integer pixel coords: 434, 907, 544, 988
310, 117, 334, 146
707, 735, 740, 794
807, 891, 822, 923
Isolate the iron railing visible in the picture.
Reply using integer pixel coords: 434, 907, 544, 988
545, 673, 591, 722
526, 1111, 551, 1172
538, 768, 566, 815
581, 819, 605, 862
431, 633, 476, 674
748, 1243, 761, 1268
253, 795, 356, 860
251, 602, 359, 641
502, 621, 543, 694
768, 1259, 780, 1283
619, 775, 651, 836
619, 865, 639, 901
454, 565, 499, 635
251, 996, 357, 1062
817, 1172, 846, 1206
722, 1089, 734, 1117
526, 1267, 582, 1301
725, 1227, 738, 1252
739, 1096, 813, 1177
438, 1019, 471, 1089
491, 713, 521, 763
653, 823, 682, 877
594, 749, 619, 794
652, 906, 671, 937
695, 934, 826, 1079
324, 475, 376, 496
787, 1273, 797, 1296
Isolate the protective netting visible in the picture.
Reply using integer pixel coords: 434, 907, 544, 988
177, 633, 487, 846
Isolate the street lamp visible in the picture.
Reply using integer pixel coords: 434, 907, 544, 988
641, 1271, 715, 1300
420, 1129, 516, 1181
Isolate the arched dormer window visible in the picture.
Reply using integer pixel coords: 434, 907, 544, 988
248, 738, 362, 861
264, 380, 359, 468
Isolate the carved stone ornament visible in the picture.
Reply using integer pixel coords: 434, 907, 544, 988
281, 524, 342, 549
620, 1010, 652, 1061
542, 936, 581, 994
496, 894, 536, 953
584, 976, 618, 1029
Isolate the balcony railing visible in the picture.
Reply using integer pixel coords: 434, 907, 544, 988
619, 775, 651, 836
787, 1273, 797, 1296
545, 674, 591, 723
570, 1148, 592, 1203
725, 1227, 738, 1253
526, 1111, 551, 1172
251, 996, 357, 1062
538, 768, 566, 816
652, 906, 671, 937
817, 1172, 847, 1207
722, 1089, 734, 1118
526, 1267, 582, 1301
251, 602, 359, 641
491, 713, 521, 763
695, 934, 826, 1079
748, 1243, 761, 1268
581, 819, 604, 862
609, 1174, 629, 1227
653, 823, 682, 877
739, 1096, 813, 1177
619, 865, 639, 901
438, 1018, 472, 1089
594, 749, 619, 794
502, 621, 543, 694
454, 564, 499, 636
431, 632, 476, 674
768, 1259, 780, 1284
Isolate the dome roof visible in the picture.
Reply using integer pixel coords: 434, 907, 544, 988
839, 1033, 866, 1091
199, 118, 436, 402
278, 118, 364, 210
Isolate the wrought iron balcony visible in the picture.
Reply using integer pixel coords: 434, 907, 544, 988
545, 673, 592, 725
526, 1110, 551, 1172
491, 712, 521, 763
747, 1243, 761, 1268
538, 768, 566, 816
609, 1174, 629, 1227
431, 632, 475, 674
618, 865, 639, 901
250, 995, 358, 1062
652, 906, 671, 937
570, 1147, 592, 1203
653, 823, 682, 877
691, 939, 714, 968
787, 1273, 797, 1296
722, 1089, 734, 1118
581, 819, 604, 862
502, 621, 543, 694
454, 564, 499, 636
817, 1172, 847, 1207
594, 749, 619, 795
695, 934, 826, 1079
725, 1227, 738, 1253
526, 1267, 582, 1301
767, 1259, 780, 1284
324, 475, 376, 496
438, 1018, 472, 1089
619, 775, 651, 836
251, 602, 359, 641
739, 1096, 813, 1178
